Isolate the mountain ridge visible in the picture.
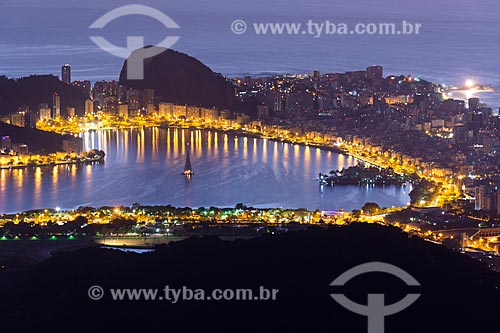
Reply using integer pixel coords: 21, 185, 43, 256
119, 47, 236, 110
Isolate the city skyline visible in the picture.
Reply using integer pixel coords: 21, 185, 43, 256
1, 54, 499, 214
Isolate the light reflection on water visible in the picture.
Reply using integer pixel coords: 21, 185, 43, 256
0, 128, 411, 213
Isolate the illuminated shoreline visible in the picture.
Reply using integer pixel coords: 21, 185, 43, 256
0, 155, 104, 170
35, 115, 459, 210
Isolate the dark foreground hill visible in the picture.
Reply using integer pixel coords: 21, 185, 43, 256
0, 122, 68, 153
0, 223, 498, 333
119, 47, 236, 110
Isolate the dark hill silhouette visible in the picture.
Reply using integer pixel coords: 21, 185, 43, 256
0, 122, 69, 153
0, 224, 498, 332
119, 48, 236, 110
0, 75, 87, 116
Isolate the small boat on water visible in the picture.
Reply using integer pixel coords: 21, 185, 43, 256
182, 143, 194, 177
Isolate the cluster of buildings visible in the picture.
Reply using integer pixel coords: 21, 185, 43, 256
0, 64, 249, 126
0, 92, 87, 128
0, 64, 261, 130
0, 64, 94, 127
0, 133, 83, 158
236, 65, 385, 115
235, 66, 500, 214
0, 135, 28, 156
474, 184, 500, 215
91, 80, 250, 126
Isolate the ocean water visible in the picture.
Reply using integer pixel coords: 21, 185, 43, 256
0, 0, 499, 109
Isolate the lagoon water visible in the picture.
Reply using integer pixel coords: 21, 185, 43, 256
0, 128, 411, 213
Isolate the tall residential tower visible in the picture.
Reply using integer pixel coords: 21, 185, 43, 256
52, 93, 61, 118
62, 64, 71, 84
